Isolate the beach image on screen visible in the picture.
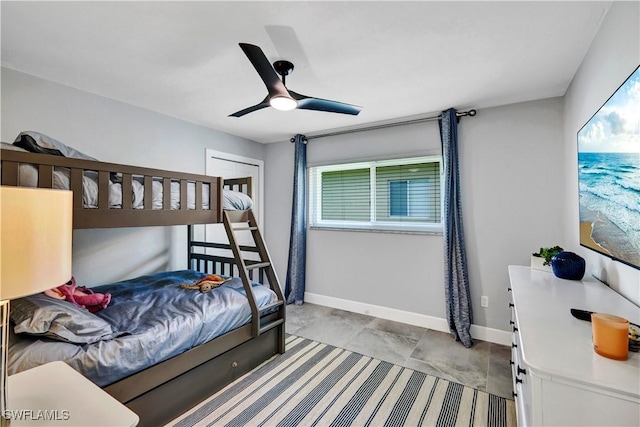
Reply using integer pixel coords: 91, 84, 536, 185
577, 66, 640, 269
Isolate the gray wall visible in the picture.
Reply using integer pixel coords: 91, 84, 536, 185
1, 68, 265, 286
462, 98, 565, 329
264, 97, 566, 331
308, 121, 444, 317
562, 1, 640, 305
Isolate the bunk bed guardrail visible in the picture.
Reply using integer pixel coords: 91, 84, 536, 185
0, 149, 224, 229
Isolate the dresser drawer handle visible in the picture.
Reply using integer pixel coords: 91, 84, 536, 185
516, 377, 523, 384
509, 303, 515, 308
517, 365, 527, 375
512, 343, 518, 348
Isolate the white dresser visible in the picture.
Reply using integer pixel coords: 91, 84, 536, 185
508, 265, 640, 427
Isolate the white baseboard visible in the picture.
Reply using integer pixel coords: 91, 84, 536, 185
469, 324, 512, 346
304, 292, 511, 346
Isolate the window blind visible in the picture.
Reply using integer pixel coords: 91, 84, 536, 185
310, 156, 443, 233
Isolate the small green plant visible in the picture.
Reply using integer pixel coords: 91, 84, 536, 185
533, 246, 564, 266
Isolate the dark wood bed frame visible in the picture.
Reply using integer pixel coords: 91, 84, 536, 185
0, 148, 286, 426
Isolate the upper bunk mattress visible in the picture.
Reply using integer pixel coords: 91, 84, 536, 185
8, 270, 275, 386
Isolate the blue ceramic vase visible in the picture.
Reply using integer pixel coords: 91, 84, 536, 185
551, 252, 586, 280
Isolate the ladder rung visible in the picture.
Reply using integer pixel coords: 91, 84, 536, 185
245, 261, 271, 270
259, 318, 285, 335
259, 300, 284, 313
233, 226, 258, 231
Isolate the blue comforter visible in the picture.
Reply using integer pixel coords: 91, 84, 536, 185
8, 270, 277, 386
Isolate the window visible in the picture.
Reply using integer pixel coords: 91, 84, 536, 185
309, 156, 442, 233
389, 179, 430, 218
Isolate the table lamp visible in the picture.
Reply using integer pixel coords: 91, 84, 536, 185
0, 187, 73, 424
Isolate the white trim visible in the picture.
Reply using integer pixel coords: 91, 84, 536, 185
205, 149, 264, 225
304, 292, 512, 346
469, 324, 512, 346
310, 222, 443, 234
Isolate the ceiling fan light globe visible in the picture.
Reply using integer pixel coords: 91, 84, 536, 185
270, 96, 297, 111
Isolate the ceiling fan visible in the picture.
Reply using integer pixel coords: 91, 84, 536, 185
229, 43, 362, 117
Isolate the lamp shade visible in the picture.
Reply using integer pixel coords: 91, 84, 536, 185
0, 187, 73, 301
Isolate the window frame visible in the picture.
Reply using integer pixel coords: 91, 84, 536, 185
309, 156, 443, 234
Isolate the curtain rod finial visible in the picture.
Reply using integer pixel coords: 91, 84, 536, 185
468, 109, 477, 116
291, 135, 308, 144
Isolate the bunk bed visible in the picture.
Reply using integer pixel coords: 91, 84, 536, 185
1, 141, 285, 426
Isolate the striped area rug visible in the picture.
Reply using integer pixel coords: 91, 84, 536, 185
168, 335, 516, 427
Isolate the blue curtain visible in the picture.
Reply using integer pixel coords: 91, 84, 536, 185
285, 134, 307, 305
439, 108, 473, 348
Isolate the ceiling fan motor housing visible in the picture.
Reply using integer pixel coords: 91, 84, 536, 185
273, 60, 294, 77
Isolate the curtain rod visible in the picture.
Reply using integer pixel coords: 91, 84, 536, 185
291, 109, 476, 142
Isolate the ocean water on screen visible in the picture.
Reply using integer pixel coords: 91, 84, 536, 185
578, 152, 640, 262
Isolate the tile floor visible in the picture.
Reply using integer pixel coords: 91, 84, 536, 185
285, 303, 514, 400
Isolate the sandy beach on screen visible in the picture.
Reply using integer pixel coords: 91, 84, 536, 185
580, 221, 611, 255
580, 213, 640, 267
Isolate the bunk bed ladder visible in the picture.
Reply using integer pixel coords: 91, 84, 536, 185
223, 210, 285, 348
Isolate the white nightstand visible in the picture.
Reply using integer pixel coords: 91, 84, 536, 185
5, 361, 138, 426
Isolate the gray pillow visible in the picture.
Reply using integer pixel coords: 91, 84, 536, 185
10, 293, 119, 344
13, 131, 97, 160
0, 141, 28, 152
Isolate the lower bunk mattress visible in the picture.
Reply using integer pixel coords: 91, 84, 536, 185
8, 270, 277, 387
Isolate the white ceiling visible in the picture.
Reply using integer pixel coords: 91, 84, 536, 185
1, 1, 611, 144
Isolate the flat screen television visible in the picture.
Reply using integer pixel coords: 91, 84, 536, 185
577, 65, 640, 270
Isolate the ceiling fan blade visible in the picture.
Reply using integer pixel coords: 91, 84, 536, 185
239, 43, 289, 99
229, 98, 270, 117
265, 25, 318, 84
289, 91, 362, 115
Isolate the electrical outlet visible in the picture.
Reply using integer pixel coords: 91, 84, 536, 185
481, 295, 489, 308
